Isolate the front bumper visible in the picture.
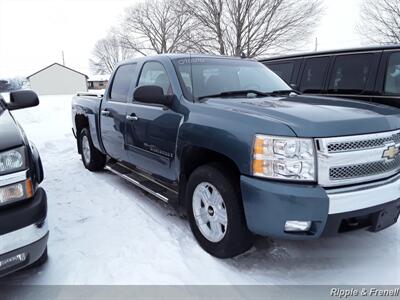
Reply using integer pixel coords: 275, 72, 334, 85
0, 188, 48, 277
241, 174, 400, 239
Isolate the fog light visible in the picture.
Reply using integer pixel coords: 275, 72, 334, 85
285, 221, 312, 232
0, 253, 27, 270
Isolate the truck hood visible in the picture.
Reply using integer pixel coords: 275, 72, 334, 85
204, 95, 400, 137
0, 109, 24, 151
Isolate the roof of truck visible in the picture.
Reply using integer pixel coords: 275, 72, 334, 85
259, 45, 400, 62
121, 53, 256, 65
164, 53, 252, 59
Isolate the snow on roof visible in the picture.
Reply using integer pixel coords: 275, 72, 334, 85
88, 75, 110, 82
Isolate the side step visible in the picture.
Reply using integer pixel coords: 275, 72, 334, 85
105, 162, 178, 203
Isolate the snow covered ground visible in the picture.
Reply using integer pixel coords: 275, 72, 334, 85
1, 95, 399, 285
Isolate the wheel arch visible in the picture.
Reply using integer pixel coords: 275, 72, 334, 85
75, 114, 89, 154
178, 145, 241, 208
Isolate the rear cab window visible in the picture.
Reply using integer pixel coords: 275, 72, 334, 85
328, 54, 373, 94
110, 63, 137, 102
384, 52, 400, 95
299, 57, 330, 93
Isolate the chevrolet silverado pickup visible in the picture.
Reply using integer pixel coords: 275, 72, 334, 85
0, 90, 48, 276
72, 54, 400, 258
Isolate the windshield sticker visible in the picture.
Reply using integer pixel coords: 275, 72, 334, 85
177, 58, 206, 65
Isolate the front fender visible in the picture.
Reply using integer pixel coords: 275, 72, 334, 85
177, 123, 252, 175
176, 105, 296, 176
28, 141, 44, 185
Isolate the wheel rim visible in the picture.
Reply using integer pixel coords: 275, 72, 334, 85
82, 135, 91, 164
192, 182, 228, 243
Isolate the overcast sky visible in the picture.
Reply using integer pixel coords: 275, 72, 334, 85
0, 0, 363, 78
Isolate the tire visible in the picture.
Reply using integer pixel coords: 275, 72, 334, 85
79, 128, 106, 171
26, 247, 48, 270
186, 163, 253, 258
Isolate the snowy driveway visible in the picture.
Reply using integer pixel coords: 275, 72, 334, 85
1, 95, 399, 285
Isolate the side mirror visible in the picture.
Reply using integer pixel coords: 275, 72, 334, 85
133, 85, 172, 106
8, 90, 39, 110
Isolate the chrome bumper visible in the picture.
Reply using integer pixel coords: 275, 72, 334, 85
0, 219, 48, 256
327, 174, 400, 214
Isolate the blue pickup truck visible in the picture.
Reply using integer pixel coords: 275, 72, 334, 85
72, 54, 400, 258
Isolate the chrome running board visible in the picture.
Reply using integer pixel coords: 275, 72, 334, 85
105, 164, 173, 203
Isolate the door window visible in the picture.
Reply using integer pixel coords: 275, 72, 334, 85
384, 52, 400, 95
299, 57, 330, 93
267, 62, 294, 83
328, 54, 373, 94
110, 64, 137, 102
137, 62, 172, 95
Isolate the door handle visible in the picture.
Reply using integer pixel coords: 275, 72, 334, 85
126, 114, 138, 121
101, 110, 111, 117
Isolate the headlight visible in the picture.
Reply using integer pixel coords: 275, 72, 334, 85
252, 135, 316, 181
0, 179, 33, 205
0, 147, 26, 175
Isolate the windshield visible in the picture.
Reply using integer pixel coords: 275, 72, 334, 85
172, 57, 291, 101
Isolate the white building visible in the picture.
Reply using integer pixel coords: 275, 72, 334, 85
88, 74, 110, 90
28, 63, 88, 95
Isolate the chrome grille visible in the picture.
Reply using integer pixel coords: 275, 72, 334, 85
330, 156, 400, 180
327, 132, 400, 153
316, 129, 400, 187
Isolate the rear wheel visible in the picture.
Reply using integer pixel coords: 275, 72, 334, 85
186, 163, 253, 258
79, 128, 106, 171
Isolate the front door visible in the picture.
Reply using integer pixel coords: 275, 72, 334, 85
124, 61, 182, 182
100, 63, 137, 162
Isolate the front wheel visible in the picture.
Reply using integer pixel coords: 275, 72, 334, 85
79, 128, 106, 171
186, 163, 253, 258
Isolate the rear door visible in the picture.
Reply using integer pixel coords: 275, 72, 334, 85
124, 61, 183, 182
100, 63, 137, 162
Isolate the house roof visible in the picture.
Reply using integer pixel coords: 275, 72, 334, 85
27, 63, 89, 79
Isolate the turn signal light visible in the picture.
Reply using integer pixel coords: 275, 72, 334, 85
0, 179, 34, 205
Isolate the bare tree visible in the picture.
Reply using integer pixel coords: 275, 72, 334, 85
182, 0, 227, 54
119, 0, 195, 55
183, 0, 322, 57
90, 35, 132, 75
358, 0, 400, 44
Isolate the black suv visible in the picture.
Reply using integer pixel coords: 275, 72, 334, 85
0, 91, 48, 277
261, 45, 400, 108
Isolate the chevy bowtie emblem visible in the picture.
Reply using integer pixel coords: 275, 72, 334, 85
382, 145, 400, 160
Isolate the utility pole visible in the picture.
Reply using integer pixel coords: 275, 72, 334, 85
314, 37, 318, 52
62, 51, 65, 65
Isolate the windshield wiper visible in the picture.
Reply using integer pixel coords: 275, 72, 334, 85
265, 89, 299, 96
198, 90, 269, 100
